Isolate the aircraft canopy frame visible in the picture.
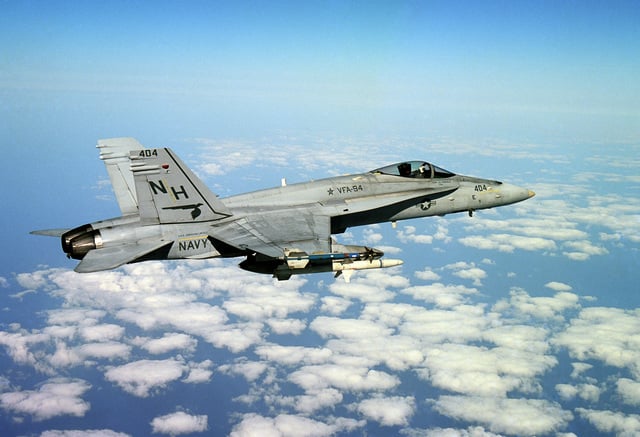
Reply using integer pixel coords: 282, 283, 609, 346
371, 161, 455, 179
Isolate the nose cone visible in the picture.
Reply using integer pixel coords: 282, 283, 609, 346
499, 183, 536, 205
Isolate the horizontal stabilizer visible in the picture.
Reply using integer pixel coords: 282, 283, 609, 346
75, 240, 171, 273
98, 137, 143, 215
30, 229, 70, 237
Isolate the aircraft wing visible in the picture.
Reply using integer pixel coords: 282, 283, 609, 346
214, 207, 331, 258
75, 240, 171, 273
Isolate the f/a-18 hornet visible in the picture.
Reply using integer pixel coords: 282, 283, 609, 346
33, 138, 535, 281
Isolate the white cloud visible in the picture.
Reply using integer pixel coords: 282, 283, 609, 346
267, 318, 307, 335
328, 270, 408, 302
417, 427, 503, 437
398, 304, 492, 344
289, 364, 399, 392
545, 281, 573, 292
397, 225, 434, 244
422, 342, 556, 397
219, 359, 268, 382
48, 341, 132, 368
221, 283, 315, 320
617, 378, 640, 406
79, 324, 125, 342
576, 408, 640, 436
570, 362, 593, 379
432, 395, 573, 436
319, 296, 352, 315
150, 411, 208, 436
78, 341, 127, 361
414, 268, 441, 281
0, 378, 91, 421
229, 413, 363, 437
139, 333, 197, 355
0, 329, 52, 373
104, 358, 187, 397
402, 283, 479, 308
357, 396, 415, 426
291, 388, 343, 414
324, 335, 424, 372
445, 262, 487, 286
493, 289, 579, 321
553, 307, 640, 377
254, 344, 332, 366
362, 227, 384, 244
183, 360, 214, 384
555, 383, 601, 402
41, 431, 131, 437
311, 316, 392, 340
562, 240, 608, 260
459, 234, 557, 253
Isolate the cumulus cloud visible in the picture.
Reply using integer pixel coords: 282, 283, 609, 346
459, 233, 557, 253
402, 283, 479, 308
357, 396, 415, 426
230, 413, 364, 437
311, 316, 392, 340
562, 240, 608, 260
139, 333, 198, 355
219, 359, 268, 382
432, 395, 573, 436
422, 342, 556, 397
555, 383, 601, 402
319, 296, 352, 315
0, 329, 52, 373
414, 268, 441, 281
291, 388, 343, 414
267, 318, 307, 335
617, 378, 640, 406
440, 261, 488, 286
104, 358, 187, 397
183, 360, 214, 384
79, 323, 125, 342
41, 431, 130, 437
545, 281, 573, 292
493, 289, 580, 321
254, 344, 332, 367
576, 408, 640, 436
553, 307, 640, 377
150, 411, 208, 435
289, 364, 399, 392
328, 270, 408, 302
397, 225, 434, 244
0, 378, 91, 421
49, 341, 132, 368
415, 427, 503, 437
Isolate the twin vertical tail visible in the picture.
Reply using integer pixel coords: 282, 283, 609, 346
131, 148, 232, 224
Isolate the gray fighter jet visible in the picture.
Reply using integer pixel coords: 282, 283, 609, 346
32, 138, 535, 281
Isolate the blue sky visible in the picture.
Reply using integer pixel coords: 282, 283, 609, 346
1, 1, 639, 436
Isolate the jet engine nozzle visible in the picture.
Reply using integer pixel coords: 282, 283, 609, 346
61, 225, 103, 260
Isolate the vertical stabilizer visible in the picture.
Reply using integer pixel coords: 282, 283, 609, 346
97, 137, 142, 215
131, 148, 232, 224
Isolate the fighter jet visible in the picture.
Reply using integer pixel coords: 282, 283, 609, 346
32, 138, 535, 281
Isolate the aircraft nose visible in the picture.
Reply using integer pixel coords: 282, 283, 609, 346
499, 184, 535, 205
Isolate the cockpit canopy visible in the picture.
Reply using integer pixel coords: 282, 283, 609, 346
371, 161, 455, 179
